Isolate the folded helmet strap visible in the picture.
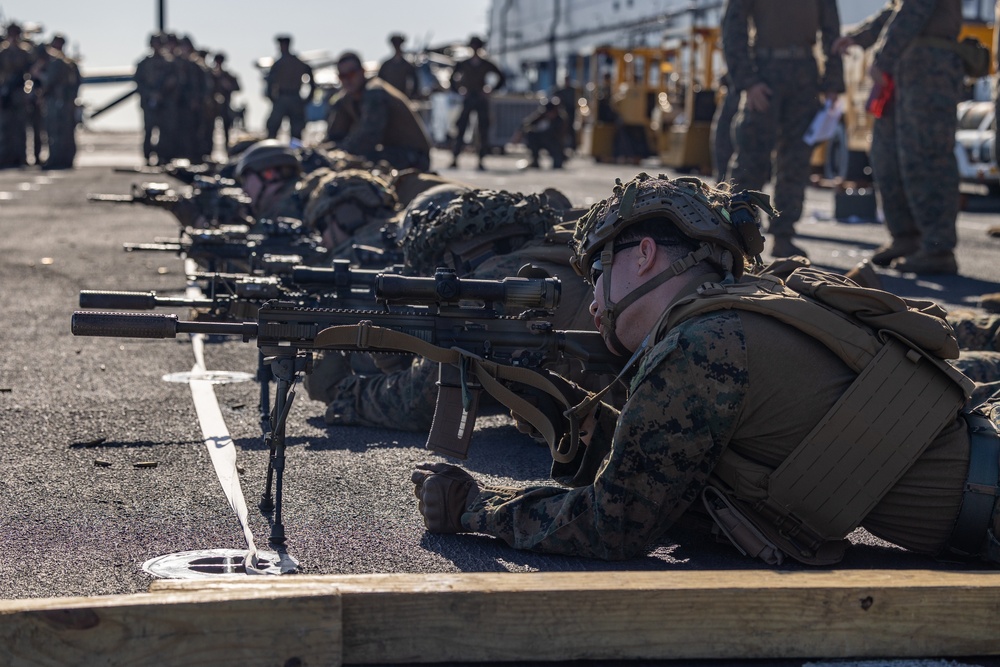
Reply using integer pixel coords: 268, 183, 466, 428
598, 239, 714, 356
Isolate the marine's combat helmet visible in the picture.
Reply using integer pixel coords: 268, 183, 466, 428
403, 188, 560, 276
571, 173, 772, 354
300, 168, 397, 235
571, 172, 770, 282
234, 140, 302, 182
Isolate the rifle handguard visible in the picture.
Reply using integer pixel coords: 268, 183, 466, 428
72, 311, 180, 338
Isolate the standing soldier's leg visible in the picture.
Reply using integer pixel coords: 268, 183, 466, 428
452, 98, 473, 165
770, 63, 820, 250
711, 86, 739, 183
729, 94, 778, 194
890, 48, 963, 274
868, 104, 920, 265
475, 95, 491, 167
288, 97, 306, 141
142, 107, 156, 164
266, 98, 284, 139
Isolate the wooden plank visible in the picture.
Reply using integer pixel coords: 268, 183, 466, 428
0, 589, 342, 667
149, 570, 1000, 663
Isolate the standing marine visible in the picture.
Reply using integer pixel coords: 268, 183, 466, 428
34, 34, 79, 169
449, 35, 505, 171
722, 0, 844, 258
378, 33, 420, 100
325, 51, 432, 171
833, 0, 964, 275
0, 23, 35, 168
265, 34, 315, 142
134, 33, 177, 165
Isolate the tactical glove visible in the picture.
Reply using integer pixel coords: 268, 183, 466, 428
411, 462, 480, 533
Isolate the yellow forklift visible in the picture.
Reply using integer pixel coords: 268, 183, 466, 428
575, 45, 679, 163
657, 25, 721, 174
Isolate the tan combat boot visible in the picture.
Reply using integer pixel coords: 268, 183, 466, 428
770, 235, 808, 259
870, 237, 920, 266
890, 250, 958, 275
988, 226, 1000, 238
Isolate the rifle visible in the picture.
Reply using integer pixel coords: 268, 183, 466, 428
89, 180, 251, 228
113, 159, 221, 185
122, 222, 329, 274
72, 271, 621, 551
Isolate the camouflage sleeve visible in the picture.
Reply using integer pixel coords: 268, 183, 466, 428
325, 94, 352, 143
847, 2, 895, 50
871, 0, 938, 73
819, 0, 845, 93
324, 357, 439, 431
340, 88, 390, 155
461, 312, 750, 560
721, 0, 757, 92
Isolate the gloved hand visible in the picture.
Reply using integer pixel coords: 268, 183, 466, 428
411, 462, 480, 533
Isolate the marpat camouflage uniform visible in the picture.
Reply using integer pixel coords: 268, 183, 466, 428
0, 34, 34, 168
266, 51, 313, 140
134, 45, 178, 164
378, 54, 419, 100
461, 305, 985, 560
39, 47, 79, 169
325, 77, 431, 171
450, 53, 506, 161
723, 0, 844, 236
846, 0, 964, 256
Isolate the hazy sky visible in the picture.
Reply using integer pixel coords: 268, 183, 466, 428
0, 0, 489, 130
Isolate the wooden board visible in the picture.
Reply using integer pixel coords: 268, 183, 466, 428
3, 570, 1000, 665
156, 570, 1000, 663
0, 589, 342, 667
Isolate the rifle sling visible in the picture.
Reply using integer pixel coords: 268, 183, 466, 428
314, 323, 583, 463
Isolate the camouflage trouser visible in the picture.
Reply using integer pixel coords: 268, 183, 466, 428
729, 57, 820, 235
711, 84, 739, 184
43, 97, 76, 168
323, 357, 439, 432
266, 93, 306, 140
870, 45, 963, 254
0, 103, 28, 168
453, 93, 491, 158
303, 351, 436, 431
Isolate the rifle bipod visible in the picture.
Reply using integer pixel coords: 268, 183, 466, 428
258, 352, 311, 551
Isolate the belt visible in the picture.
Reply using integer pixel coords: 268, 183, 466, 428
946, 409, 1000, 557
755, 46, 814, 60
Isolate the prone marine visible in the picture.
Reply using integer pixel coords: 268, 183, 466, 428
411, 173, 1000, 567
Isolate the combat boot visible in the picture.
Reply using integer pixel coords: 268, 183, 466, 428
988, 226, 1000, 238
980, 293, 1000, 313
770, 235, 808, 259
843, 259, 882, 290
890, 250, 958, 275
870, 237, 919, 266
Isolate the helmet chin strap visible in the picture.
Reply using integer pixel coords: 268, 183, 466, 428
598, 241, 714, 355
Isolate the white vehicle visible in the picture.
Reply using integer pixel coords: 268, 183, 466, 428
955, 99, 999, 194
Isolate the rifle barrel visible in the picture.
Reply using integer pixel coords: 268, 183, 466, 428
87, 194, 135, 203
79, 290, 215, 310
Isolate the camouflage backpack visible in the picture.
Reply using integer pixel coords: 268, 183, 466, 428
402, 188, 561, 275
